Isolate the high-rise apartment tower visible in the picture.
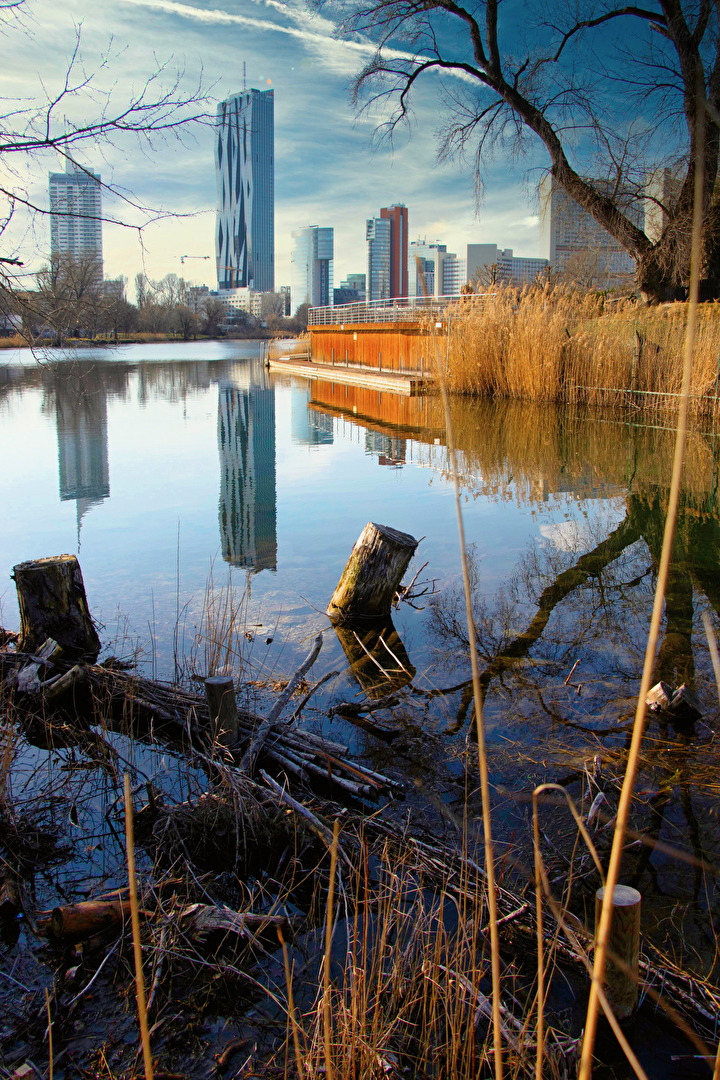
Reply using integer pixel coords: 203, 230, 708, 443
215, 89, 274, 293
48, 162, 103, 277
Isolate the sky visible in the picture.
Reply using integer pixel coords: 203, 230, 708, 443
0, 0, 558, 296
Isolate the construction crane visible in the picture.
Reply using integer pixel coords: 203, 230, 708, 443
179, 255, 211, 266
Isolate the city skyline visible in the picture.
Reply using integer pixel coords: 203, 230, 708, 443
0, 0, 546, 296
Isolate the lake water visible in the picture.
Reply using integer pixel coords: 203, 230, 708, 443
2, 338, 720, 957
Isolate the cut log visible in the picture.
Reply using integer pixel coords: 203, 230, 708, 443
36, 899, 137, 942
12, 556, 100, 660
204, 675, 239, 748
327, 522, 418, 623
595, 884, 642, 1021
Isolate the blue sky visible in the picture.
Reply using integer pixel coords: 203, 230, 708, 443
0, 0, 557, 293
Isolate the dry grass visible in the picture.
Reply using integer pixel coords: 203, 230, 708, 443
444, 287, 720, 413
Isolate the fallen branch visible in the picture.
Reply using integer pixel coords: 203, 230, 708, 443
238, 634, 323, 775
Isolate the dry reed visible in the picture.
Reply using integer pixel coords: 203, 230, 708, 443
445, 286, 720, 415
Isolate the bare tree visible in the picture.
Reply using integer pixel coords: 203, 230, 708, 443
322, 0, 720, 301
202, 297, 225, 337
0, 1, 210, 330
34, 254, 103, 341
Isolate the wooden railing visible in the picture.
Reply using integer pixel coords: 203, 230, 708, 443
308, 293, 495, 326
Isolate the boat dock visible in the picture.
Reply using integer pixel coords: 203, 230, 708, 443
267, 354, 434, 395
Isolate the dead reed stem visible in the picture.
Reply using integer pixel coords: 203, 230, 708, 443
432, 315, 504, 1080
124, 772, 155, 1080
323, 818, 340, 1080
580, 82, 706, 1079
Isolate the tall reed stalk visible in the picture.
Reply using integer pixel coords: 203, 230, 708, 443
580, 79, 706, 1077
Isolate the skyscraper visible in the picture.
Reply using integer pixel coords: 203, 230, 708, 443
290, 226, 334, 312
380, 204, 408, 298
48, 162, 103, 276
366, 216, 391, 301
215, 89, 274, 293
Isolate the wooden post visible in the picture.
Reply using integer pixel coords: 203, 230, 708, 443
594, 885, 642, 1020
327, 522, 418, 623
204, 675, 239, 748
12, 555, 100, 660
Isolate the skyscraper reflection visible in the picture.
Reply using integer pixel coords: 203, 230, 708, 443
217, 363, 277, 573
54, 369, 110, 540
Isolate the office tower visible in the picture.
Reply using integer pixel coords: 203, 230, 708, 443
217, 363, 277, 573
290, 226, 334, 312
380, 204, 408, 298
539, 176, 640, 285
366, 217, 391, 301
48, 162, 103, 277
215, 89, 274, 293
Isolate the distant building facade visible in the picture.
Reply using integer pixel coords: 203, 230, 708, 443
215, 89, 274, 293
644, 168, 682, 244
539, 176, 640, 286
334, 273, 366, 306
48, 162, 103, 277
290, 226, 334, 313
466, 244, 549, 287
409, 240, 467, 296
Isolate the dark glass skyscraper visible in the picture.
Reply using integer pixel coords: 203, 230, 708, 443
215, 89, 275, 292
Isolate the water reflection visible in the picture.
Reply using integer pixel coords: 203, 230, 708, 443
290, 384, 334, 447
54, 367, 110, 539
334, 617, 415, 698
217, 359, 277, 573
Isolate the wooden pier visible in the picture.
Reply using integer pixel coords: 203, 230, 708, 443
268, 351, 433, 395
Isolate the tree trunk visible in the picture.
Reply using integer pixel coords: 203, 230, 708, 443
327, 522, 418, 623
12, 555, 100, 660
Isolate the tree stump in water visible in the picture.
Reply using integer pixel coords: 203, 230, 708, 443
595, 884, 642, 1020
327, 522, 418, 623
204, 675, 239, 748
12, 555, 100, 661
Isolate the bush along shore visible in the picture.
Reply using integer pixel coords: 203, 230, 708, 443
443, 287, 720, 417
1, 555, 720, 1079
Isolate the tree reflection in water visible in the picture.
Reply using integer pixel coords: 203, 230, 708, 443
420, 402, 720, 965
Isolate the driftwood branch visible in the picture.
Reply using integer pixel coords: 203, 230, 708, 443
238, 633, 323, 775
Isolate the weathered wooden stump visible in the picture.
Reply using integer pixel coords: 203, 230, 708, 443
595, 884, 642, 1020
327, 522, 418, 624
204, 675, 239, 748
12, 555, 100, 661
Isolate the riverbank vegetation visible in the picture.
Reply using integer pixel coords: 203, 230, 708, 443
445, 288, 720, 414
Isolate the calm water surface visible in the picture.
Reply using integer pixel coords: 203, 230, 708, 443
3, 339, 720, 956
